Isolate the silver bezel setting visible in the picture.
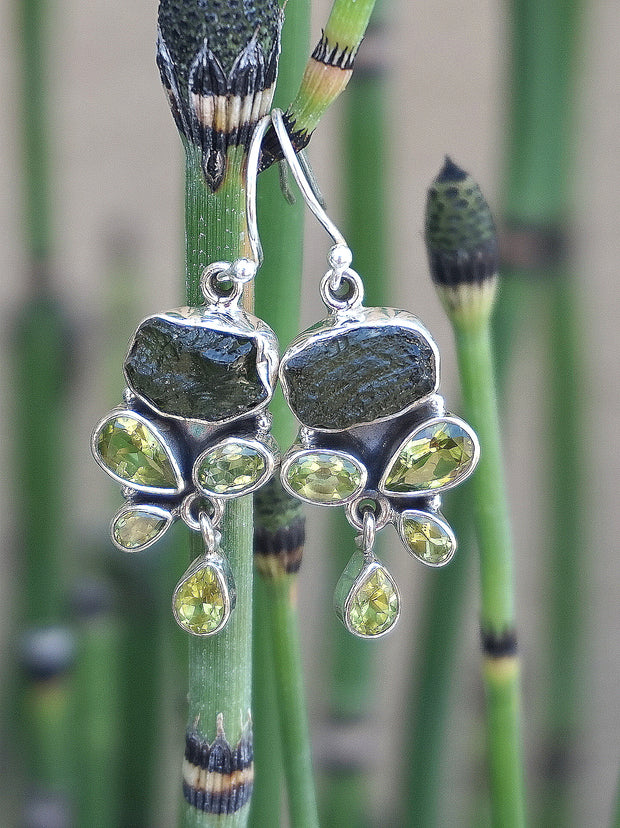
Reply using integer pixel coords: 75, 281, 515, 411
172, 551, 237, 637
110, 503, 173, 553
280, 446, 368, 507
338, 558, 401, 640
123, 305, 280, 426
192, 435, 278, 500
91, 407, 185, 496
279, 306, 441, 433
379, 414, 481, 497
397, 508, 457, 568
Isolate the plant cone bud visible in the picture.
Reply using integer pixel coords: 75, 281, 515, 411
425, 158, 499, 328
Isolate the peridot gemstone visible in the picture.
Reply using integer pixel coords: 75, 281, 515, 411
402, 515, 454, 564
97, 415, 177, 489
348, 567, 399, 637
383, 421, 475, 493
286, 452, 363, 503
112, 509, 168, 550
174, 565, 226, 635
195, 442, 266, 495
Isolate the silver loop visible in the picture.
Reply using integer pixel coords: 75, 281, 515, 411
180, 492, 224, 532
320, 268, 365, 312
271, 109, 348, 250
199, 511, 218, 554
245, 115, 271, 268
200, 262, 244, 306
360, 509, 376, 554
346, 494, 392, 533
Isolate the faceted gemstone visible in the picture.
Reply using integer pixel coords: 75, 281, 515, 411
383, 420, 476, 493
281, 323, 436, 430
112, 509, 168, 550
285, 452, 364, 503
195, 442, 266, 495
174, 565, 227, 635
124, 314, 269, 422
401, 514, 455, 564
96, 415, 178, 490
348, 567, 399, 637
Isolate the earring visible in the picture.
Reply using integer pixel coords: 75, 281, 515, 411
271, 109, 480, 639
91, 117, 279, 636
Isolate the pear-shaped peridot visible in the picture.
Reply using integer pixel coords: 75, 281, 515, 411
96, 414, 178, 491
347, 566, 399, 637
194, 441, 267, 496
112, 508, 170, 551
173, 564, 227, 636
382, 419, 477, 494
400, 512, 455, 565
285, 451, 365, 504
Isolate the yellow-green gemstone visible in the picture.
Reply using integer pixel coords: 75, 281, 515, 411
402, 516, 454, 564
174, 566, 226, 635
286, 452, 363, 503
348, 568, 399, 636
384, 421, 475, 492
97, 416, 177, 489
113, 510, 167, 550
196, 443, 266, 495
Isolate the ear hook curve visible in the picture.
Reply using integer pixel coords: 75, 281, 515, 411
270, 108, 349, 251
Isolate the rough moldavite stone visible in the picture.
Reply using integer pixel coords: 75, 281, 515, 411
383, 420, 476, 493
112, 510, 168, 550
282, 324, 436, 430
96, 415, 178, 490
195, 442, 266, 495
401, 514, 454, 564
348, 567, 399, 637
125, 315, 269, 422
285, 452, 364, 503
173, 565, 226, 635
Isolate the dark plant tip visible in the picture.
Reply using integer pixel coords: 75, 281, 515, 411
435, 156, 468, 183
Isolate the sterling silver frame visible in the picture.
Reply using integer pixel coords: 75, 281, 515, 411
123, 304, 279, 427
397, 508, 457, 568
110, 503, 174, 553
279, 306, 441, 433
280, 445, 368, 507
192, 435, 279, 499
91, 406, 186, 496
378, 414, 481, 497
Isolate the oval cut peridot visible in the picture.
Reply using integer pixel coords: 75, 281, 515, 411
97, 415, 178, 490
383, 420, 475, 493
195, 442, 266, 495
286, 452, 363, 503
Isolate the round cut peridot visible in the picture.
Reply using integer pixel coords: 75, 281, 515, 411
173, 566, 226, 635
348, 567, 399, 637
286, 452, 363, 503
97, 415, 177, 489
383, 421, 475, 493
195, 442, 266, 495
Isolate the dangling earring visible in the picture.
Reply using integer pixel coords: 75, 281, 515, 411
91, 116, 279, 636
271, 108, 480, 639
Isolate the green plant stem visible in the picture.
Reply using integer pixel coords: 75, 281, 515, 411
454, 320, 525, 827
499, 2, 584, 820
181, 145, 254, 828
251, 0, 313, 822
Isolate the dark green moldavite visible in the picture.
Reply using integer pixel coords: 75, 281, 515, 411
282, 325, 436, 430
125, 316, 268, 423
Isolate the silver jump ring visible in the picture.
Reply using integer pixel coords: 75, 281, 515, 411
320, 269, 365, 311
346, 494, 392, 533
200, 262, 244, 305
361, 508, 376, 554
199, 511, 218, 554
180, 492, 224, 533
